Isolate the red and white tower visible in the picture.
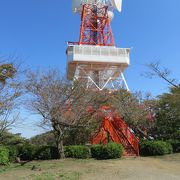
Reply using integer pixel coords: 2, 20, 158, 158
66, 0, 139, 156
67, 0, 129, 91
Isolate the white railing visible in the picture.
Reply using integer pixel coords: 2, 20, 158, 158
67, 45, 130, 58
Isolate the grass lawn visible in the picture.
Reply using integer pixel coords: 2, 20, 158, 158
0, 153, 180, 180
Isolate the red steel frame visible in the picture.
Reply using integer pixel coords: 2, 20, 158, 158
79, 4, 115, 46
91, 106, 139, 156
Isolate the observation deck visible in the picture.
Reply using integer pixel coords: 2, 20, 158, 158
67, 44, 130, 80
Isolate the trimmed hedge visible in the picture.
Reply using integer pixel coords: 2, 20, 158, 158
65, 145, 90, 159
6, 145, 19, 162
167, 140, 180, 153
18, 145, 59, 160
0, 146, 9, 165
18, 144, 38, 161
140, 140, 173, 156
35, 146, 58, 160
91, 142, 124, 160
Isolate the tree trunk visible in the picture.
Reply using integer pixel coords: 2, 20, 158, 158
53, 122, 65, 159
56, 133, 65, 159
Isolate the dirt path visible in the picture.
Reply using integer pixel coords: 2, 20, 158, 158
0, 153, 180, 180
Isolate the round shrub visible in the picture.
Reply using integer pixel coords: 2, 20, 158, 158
91, 142, 124, 160
0, 146, 9, 165
140, 140, 172, 156
35, 146, 58, 160
65, 145, 90, 159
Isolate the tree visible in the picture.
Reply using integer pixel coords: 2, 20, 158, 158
30, 128, 93, 147
107, 90, 156, 137
25, 69, 158, 158
30, 131, 56, 147
149, 87, 180, 140
25, 69, 98, 158
0, 131, 27, 146
0, 63, 22, 140
86, 89, 155, 138
145, 62, 180, 140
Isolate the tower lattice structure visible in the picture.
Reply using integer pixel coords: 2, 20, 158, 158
79, 4, 114, 46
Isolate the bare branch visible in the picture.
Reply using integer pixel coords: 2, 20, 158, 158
145, 62, 179, 89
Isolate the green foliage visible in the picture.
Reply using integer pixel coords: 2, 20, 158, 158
6, 145, 19, 162
31, 127, 95, 147
167, 140, 180, 153
150, 87, 180, 140
5, 144, 59, 161
91, 142, 124, 160
91, 145, 102, 159
109, 90, 148, 127
64, 128, 93, 146
64, 145, 90, 159
0, 132, 27, 146
35, 146, 58, 160
140, 140, 173, 156
0, 146, 9, 165
18, 143, 38, 161
30, 131, 56, 147
0, 133, 28, 162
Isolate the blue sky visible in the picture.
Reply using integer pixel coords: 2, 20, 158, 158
0, 0, 180, 138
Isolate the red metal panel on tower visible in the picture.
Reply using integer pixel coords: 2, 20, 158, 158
91, 106, 139, 156
79, 4, 115, 46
